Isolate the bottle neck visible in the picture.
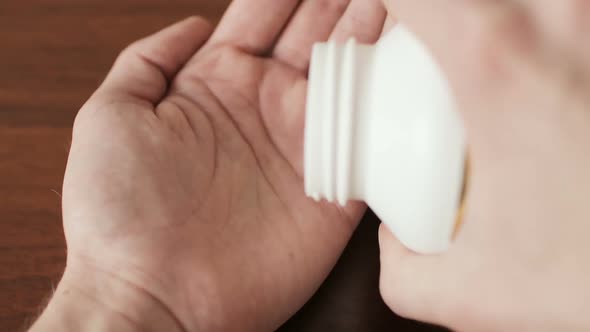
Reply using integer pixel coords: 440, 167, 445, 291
305, 27, 467, 254
304, 38, 374, 206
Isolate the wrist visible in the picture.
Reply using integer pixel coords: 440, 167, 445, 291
30, 261, 185, 332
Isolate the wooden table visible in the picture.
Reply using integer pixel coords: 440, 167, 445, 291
0, 1, 446, 331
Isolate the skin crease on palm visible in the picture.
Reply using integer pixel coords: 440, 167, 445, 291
43, 1, 387, 332
27, 0, 590, 331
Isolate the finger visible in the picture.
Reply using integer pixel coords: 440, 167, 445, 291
97, 17, 213, 105
208, 0, 301, 55
380, 14, 397, 37
259, 64, 308, 176
272, 0, 352, 71
378, 224, 453, 325
330, 0, 387, 43
264, 0, 385, 175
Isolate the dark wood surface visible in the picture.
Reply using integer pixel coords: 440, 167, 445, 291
0, 1, 446, 331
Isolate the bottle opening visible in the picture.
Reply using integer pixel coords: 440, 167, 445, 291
304, 39, 358, 206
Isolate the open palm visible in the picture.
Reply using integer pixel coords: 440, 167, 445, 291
62, 1, 386, 331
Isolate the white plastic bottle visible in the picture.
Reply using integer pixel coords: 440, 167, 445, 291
304, 25, 466, 254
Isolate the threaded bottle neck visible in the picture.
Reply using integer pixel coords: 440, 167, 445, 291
304, 38, 364, 206
305, 26, 467, 254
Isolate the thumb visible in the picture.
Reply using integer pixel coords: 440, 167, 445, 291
95, 16, 213, 105
378, 224, 455, 326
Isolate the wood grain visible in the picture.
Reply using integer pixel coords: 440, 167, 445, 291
0, 1, 446, 331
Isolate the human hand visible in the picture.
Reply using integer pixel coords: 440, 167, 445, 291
33, 1, 389, 331
379, 1, 590, 331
